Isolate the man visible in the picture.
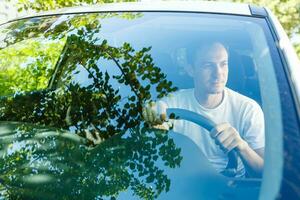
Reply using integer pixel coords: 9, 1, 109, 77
143, 41, 264, 178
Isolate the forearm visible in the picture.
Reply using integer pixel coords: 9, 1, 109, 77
237, 142, 264, 178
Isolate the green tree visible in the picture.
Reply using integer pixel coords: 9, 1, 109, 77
231, 0, 300, 58
231, 0, 299, 36
6, 0, 300, 58
0, 38, 66, 96
11, 0, 137, 12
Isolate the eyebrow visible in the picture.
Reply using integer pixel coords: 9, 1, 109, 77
201, 60, 228, 64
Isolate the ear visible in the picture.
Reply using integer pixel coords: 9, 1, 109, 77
184, 64, 194, 78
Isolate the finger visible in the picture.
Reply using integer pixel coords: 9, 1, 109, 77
154, 117, 163, 124
95, 131, 101, 140
219, 126, 239, 144
93, 132, 102, 145
151, 109, 159, 124
210, 122, 230, 138
150, 102, 160, 123
160, 113, 167, 121
215, 128, 231, 143
142, 107, 154, 123
156, 101, 168, 121
150, 101, 156, 107
213, 130, 229, 151
85, 130, 95, 142
225, 139, 239, 152
142, 108, 148, 120
153, 123, 170, 131
217, 126, 240, 149
145, 106, 156, 123
220, 134, 235, 151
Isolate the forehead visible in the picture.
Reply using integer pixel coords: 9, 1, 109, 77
195, 43, 228, 62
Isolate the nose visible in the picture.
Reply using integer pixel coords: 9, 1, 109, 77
212, 64, 223, 78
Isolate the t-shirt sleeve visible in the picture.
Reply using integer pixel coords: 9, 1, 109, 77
241, 101, 265, 150
159, 92, 181, 108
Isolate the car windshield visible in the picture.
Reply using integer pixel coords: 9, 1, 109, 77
0, 12, 281, 199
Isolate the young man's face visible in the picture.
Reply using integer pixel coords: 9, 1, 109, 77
190, 43, 229, 95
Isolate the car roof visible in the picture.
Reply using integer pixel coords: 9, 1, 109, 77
6, 1, 254, 23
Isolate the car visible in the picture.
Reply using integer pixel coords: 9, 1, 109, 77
0, 1, 299, 200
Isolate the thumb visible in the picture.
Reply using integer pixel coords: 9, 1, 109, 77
156, 101, 168, 121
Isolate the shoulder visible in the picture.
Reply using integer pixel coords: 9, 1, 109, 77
226, 88, 259, 106
225, 88, 262, 114
174, 88, 194, 96
164, 88, 194, 100
160, 88, 194, 106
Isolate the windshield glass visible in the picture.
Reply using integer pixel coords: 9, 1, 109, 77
0, 12, 281, 200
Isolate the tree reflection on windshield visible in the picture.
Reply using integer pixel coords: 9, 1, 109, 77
0, 123, 182, 199
0, 13, 181, 199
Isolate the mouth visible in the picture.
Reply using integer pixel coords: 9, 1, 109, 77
210, 82, 225, 89
211, 81, 224, 85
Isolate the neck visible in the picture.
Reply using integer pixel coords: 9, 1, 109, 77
194, 89, 224, 109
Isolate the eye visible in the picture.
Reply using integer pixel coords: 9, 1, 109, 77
202, 63, 214, 68
221, 62, 228, 67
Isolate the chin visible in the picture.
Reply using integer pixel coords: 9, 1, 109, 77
209, 87, 224, 94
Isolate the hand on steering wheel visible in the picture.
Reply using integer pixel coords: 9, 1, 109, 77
142, 101, 240, 177
210, 122, 248, 153
142, 101, 173, 130
166, 108, 239, 178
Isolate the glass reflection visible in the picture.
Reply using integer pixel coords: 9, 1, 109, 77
0, 122, 182, 199
0, 13, 179, 200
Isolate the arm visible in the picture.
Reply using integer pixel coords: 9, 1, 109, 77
210, 123, 264, 178
237, 145, 264, 177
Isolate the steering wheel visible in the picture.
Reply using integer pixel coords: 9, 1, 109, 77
166, 108, 239, 177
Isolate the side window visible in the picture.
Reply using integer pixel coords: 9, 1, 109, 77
0, 37, 65, 96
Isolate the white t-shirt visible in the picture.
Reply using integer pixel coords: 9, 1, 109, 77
161, 87, 265, 177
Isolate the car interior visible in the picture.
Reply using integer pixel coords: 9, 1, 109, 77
0, 12, 267, 199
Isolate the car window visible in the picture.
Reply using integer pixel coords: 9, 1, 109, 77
0, 17, 65, 96
0, 12, 283, 200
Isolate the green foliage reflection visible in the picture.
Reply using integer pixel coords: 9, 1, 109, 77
0, 38, 66, 96
0, 123, 182, 200
0, 12, 181, 200
0, 13, 177, 140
